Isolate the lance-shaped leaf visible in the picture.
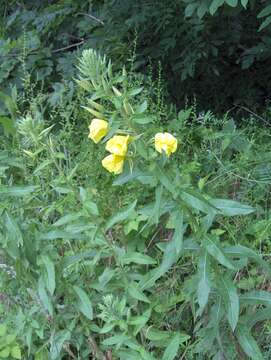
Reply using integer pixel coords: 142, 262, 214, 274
203, 235, 236, 270
197, 251, 211, 311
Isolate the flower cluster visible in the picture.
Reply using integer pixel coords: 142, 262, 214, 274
88, 118, 178, 174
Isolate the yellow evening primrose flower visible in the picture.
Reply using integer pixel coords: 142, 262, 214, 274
154, 132, 178, 156
105, 135, 130, 156
88, 119, 109, 143
102, 154, 125, 174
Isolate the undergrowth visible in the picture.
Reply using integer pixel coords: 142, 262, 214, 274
0, 50, 271, 360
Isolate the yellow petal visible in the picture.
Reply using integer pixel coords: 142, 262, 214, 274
88, 118, 109, 143
102, 154, 125, 174
105, 135, 130, 156
154, 132, 178, 156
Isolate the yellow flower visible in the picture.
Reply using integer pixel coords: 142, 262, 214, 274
102, 154, 125, 174
88, 119, 109, 143
105, 135, 130, 156
154, 132, 178, 156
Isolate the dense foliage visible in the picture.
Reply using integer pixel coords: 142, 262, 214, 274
1, 0, 271, 113
1, 1, 271, 360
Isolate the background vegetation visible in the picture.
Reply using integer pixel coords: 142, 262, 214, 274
1, 1, 271, 359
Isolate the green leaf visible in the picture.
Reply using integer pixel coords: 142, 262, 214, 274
225, 0, 238, 7
128, 87, 143, 96
210, 199, 255, 216
210, 0, 225, 15
0, 116, 16, 136
197, 2, 209, 18
0, 348, 10, 358
259, 16, 271, 31
0, 91, 18, 119
35, 348, 49, 360
40, 255, 55, 296
155, 165, 175, 195
39, 230, 88, 241
0, 185, 37, 197
144, 328, 170, 342
171, 210, 184, 254
137, 100, 148, 113
53, 213, 82, 227
84, 200, 99, 216
181, 190, 217, 214
258, 4, 271, 18
245, 308, 271, 329
141, 240, 181, 290
73, 286, 93, 320
11, 346, 21, 359
129, 309, 151, 335
122, 252, 156, 265
4, 217, 19, 258
128, 282, 150, 303
50, 330, 71, 360
152, 185, 163, 225
113, 170, 153, 186
240, 290, 271, 306
162, 333, 181, 360
133, 115, 154, 125
185, 3, 197, 17
221, 276, 239, 331
0, 324, 7, 337
225, 245, 271, 278
105, 200, 137, 231
236, 324, 264, 359
38, 278, 53, 316
241, 0, 248, 8
102, 334, 130, 346
63, 250, 97, 268
197, 251, 211, 311
203, 236, 236, 270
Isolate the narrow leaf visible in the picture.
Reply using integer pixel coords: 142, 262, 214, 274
225, 245, 271, 278
105, 200, 137, 231
181, 190, 217, 214
162, 333, 181, 360
152, 185, 163, 225
38, 278, 53, 316
128, 282, 150, 303
73, 286, 93, 320
155, 165, 175, 195
122, 252, 156, 265
40, 255, 55, 296
226, 0, 238, 7
221, 276, 239, 331
210, 0, 224, 15
246, 308, 271, 329
0, 185, 37, 197
241, 0, 248, 8
172, 210, 184, 254
197, 251, 211, 311
210, 199, 255, 216
259, 16, 271, 31
203, 236, 235, 270
240, 290, 271, 306
236, 324, 264, 359
258, 4, 271, 18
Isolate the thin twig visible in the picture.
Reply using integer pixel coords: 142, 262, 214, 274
237, 105, 270, 126
52, 40, 85, 53
77, 12, 104, 25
